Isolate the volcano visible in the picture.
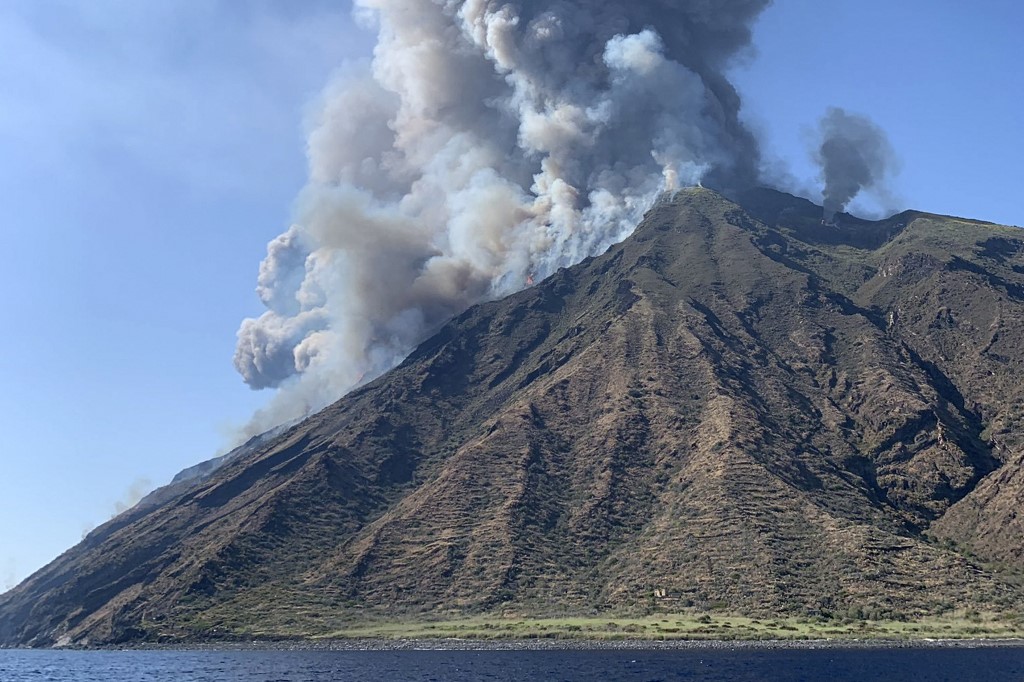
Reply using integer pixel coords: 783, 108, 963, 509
3, 188, 1024, 646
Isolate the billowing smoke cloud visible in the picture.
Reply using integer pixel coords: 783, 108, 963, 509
234, 0, 770, 432
815, 107, 896, 219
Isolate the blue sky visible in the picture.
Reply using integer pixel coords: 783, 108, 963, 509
0, 0, 374, 588
733, 0, 1024, 225
1, 1, 1021, 589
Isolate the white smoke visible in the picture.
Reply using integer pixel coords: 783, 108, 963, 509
234, 0, 770, 433
113, 478, 154, 516
2, 558, 16, 592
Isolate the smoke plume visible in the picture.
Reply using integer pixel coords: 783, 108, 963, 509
2, 558, 16, 592
815, 107, 896, 219
113, 478, 153, 516
234, 0, 770, 431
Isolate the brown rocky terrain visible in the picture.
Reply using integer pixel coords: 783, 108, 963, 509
2, 187, 1024, 646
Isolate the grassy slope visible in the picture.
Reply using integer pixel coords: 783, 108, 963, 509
174, 612, 1024, 643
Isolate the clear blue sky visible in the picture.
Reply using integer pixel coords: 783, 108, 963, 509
0, 1, 1021, 589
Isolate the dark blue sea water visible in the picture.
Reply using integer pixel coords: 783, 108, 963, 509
2, 647, 1024, 681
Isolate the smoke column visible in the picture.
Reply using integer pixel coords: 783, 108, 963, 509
815, 107, 896, 219
234, 0, 771, 433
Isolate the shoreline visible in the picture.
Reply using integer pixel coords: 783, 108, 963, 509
10, 636, 1023, 653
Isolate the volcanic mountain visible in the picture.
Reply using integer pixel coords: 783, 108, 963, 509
3, 188, 1024, 646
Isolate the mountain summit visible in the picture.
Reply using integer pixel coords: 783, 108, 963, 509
3, 188, 1024, 646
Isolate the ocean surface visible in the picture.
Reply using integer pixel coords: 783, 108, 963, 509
2, 646, 1024, 681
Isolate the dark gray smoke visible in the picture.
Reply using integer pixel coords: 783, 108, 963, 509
815, 107, 895, 219
234, 0, 771, 432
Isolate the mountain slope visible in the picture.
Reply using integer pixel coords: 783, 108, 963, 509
3, 188, 1024, 646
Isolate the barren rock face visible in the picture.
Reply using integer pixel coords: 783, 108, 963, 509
3, 188, 1024, 646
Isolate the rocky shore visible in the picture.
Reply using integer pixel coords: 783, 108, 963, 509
67, 637, 1024, 652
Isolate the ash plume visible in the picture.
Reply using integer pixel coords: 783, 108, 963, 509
815, 107, 896, 219
234, 0, 771, 432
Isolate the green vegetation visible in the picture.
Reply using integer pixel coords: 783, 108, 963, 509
166, 606, 1024, 643
307, 612, 1024, 642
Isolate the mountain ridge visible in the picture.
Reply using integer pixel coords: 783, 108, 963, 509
3, 187, 1024, 646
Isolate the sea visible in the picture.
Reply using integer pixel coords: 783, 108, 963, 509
3, 646, 1024, 681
